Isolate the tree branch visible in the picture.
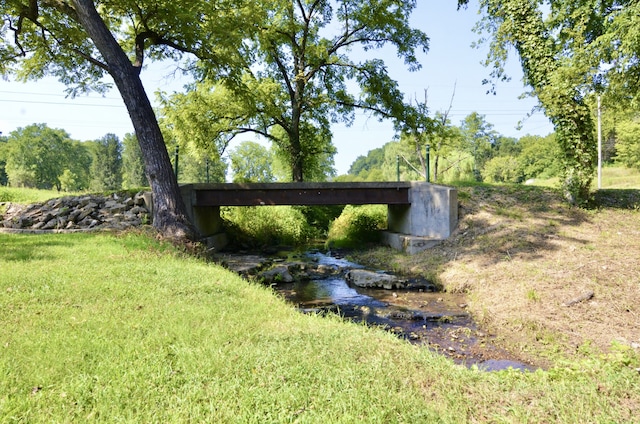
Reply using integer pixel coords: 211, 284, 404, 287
9, 0, 110, 71
334, 99, 394, 119
268, 44, 295, 101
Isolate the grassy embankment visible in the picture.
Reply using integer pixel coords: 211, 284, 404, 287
1, 167, 639, 422
350, 166, 640, 375
2, 232, 639, 422
1, 232, 639, 421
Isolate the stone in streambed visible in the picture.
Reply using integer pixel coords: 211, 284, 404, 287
345, 269, 435, 291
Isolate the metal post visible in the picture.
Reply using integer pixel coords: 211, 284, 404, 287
174, 145, 179, 178
597, 95, 602, 189
396, 155, 400, 182
425, 144, 430, 183
206, 158, 210, 183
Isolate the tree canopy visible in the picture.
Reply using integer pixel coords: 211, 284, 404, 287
3, 124, 82, 190
121, 133, 147, 189
462, 0, 640, 203
90, 133, 123, 192
1, 0, 266, 238
160, 0, 429, 181
468, 0, 596, 203
229, 141, 275, 183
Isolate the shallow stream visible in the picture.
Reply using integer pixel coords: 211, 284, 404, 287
273, 251, 535, 372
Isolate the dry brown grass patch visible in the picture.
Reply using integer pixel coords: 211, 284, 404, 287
353, 184, 640, 366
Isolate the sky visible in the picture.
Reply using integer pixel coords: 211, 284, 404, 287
0, 0, 553, 176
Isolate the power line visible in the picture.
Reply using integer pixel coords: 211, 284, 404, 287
0, 98, 125, 108
0, 89, 122, 100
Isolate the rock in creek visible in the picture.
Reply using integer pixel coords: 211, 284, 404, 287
345, 269, 436, 291
215, 254, 272, 277
259, 265, 295, 284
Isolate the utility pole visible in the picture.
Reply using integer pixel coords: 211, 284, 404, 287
597, 95, 602, 189
425, 144, 430, 183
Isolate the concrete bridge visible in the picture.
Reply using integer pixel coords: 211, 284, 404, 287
180, 182, 457, 254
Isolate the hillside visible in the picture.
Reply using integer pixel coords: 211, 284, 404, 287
353, 184, 640, 366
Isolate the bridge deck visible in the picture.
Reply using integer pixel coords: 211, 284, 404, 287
185, 182, 412, 206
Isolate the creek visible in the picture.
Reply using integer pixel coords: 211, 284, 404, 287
218, 249, 535, 372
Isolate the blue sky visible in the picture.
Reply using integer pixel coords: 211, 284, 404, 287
0, 0, 553, 176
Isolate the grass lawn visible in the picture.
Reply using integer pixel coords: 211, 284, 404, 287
529, 164, 640, 189
1, 231, 639, 423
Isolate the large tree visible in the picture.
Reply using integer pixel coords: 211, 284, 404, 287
467, 0, 640, 201
1, 0, 259, 238
161, 0, 428, 182
465, 0, 597, 203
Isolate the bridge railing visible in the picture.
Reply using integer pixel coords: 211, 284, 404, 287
185, 182, 412, 207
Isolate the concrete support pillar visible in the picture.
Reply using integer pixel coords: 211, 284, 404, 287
387, 182, 457, 238
180, 185, 227, 249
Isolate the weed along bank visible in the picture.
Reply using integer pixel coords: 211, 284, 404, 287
179, 182, 458, 254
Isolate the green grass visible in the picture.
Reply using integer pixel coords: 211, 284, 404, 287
0, 186, 149, 204
598, 165, 640, 188
0, 186, 70, 203
1, 232, 639, 422
530, 165, 640, 189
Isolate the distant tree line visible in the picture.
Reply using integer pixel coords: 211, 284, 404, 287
0, 123, 145, 192
0, 123, 286, 190
2, 107, 638, 192
341, 111, 640, 184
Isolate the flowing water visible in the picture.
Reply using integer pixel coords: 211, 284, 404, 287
273, 251, 536, 372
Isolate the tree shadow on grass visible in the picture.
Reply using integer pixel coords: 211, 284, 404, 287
439, 185, 597, 267
0, 233, 73, 262
590, 189, 640, 210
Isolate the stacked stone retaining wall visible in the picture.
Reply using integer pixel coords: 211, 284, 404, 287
0, 192, 151, 233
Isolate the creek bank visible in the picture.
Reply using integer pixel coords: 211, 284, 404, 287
0, 195, 536, 370
0, 192, 151, 233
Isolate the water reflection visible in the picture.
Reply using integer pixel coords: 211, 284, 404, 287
286, 277, 388, 308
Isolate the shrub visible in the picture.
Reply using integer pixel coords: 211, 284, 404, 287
221, 206, 317, 247
326, 205, 387, 248
482, 156, 521, 183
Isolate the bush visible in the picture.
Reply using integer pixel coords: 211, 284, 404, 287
326, 205, 387, 248
221, 206, 317, 247
0, 187, 12, 202
482, 156, 521, 183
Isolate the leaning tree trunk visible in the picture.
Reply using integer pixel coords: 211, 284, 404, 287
72, 0, 195, 240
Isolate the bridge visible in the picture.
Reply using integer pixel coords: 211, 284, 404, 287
180, 182, 457, 254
